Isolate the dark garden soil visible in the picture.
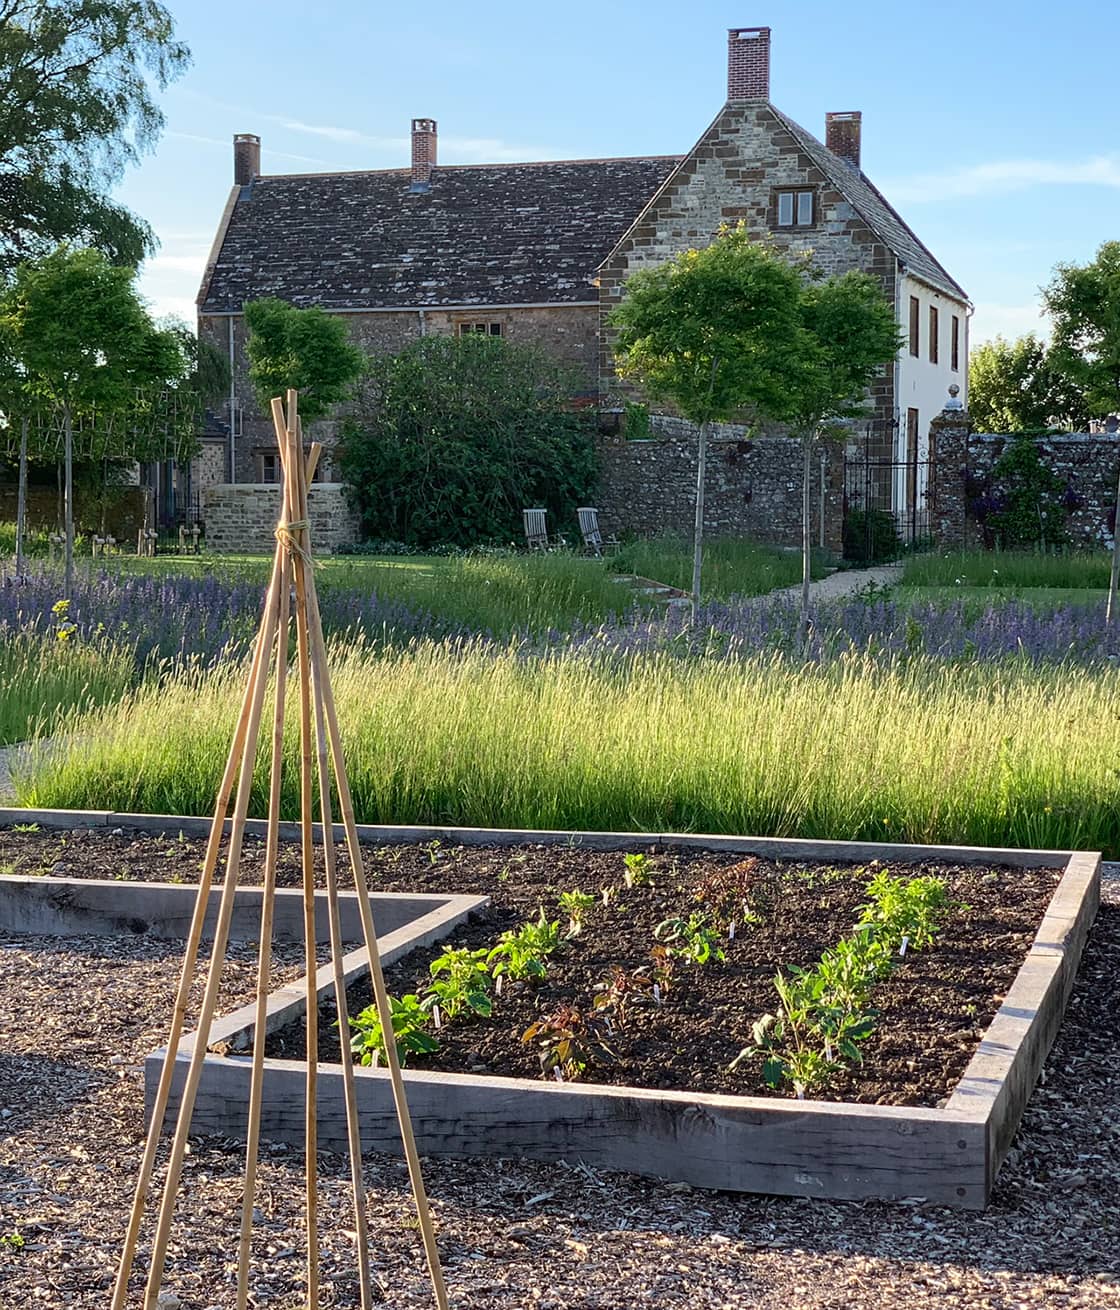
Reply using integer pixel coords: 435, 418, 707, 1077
0, 824, 1062, 1108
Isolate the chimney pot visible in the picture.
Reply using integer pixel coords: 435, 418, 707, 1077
233, 133, 260, 186
825, 111, 862, 169
727, 26, 771, 101
411, 117, 437, 191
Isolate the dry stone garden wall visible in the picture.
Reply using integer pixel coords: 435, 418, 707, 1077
931, 408, 1120, 548
203, 483, 360, 554
596, 415, 844, 552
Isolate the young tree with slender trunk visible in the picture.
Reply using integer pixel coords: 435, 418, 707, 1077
609, 227, 803, 622
780, 272, 902, 649
1, 246, 185, 593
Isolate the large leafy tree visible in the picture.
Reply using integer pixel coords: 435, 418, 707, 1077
244, 298, 365, 429
0, 0, 189, 270
1043, 242, 1120, 623
968, 334, 1090, 433
0, 245, 187, 592
1044, 241, 1120, 417
610, 226, 804, 620
338, 334, 596, 549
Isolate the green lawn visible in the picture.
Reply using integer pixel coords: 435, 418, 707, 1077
901, 549, 1112, 591
606, 535, 827, 600
896, 584, 1105, 612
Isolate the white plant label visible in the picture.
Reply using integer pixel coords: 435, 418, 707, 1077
899, 935, 910, 957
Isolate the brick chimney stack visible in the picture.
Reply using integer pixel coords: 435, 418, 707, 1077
411, 118, 438, 191
826, 112, 862, 168
233, 133, 260, 186
727, 27, 771, 101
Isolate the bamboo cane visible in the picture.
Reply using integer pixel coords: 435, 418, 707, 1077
291, 445, 375, 1310
142, 554, 287, 1308
272, 393, 320, 1310
303, 506, 451, 1309
235, 451, 294, 1307
112, 528, 289, 1310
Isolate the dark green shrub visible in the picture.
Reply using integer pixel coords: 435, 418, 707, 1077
338, 336, 597, 549
843, 508, 902, 564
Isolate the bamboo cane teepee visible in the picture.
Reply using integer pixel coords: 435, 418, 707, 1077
111, 390, 450, 1310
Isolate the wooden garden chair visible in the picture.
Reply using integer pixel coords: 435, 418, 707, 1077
522, 507, 549, 551
577, 507, 619, 557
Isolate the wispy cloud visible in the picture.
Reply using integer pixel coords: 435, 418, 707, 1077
885, 156, 1120, 205
169, 129, 335, 169
173, 90, 569, 166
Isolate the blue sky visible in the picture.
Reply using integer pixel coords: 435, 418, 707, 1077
118, 0, 1120, 345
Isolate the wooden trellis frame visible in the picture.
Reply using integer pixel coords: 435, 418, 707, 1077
111, 390, 449, 1310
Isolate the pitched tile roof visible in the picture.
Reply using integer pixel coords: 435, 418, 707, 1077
771, 108, 968, 302
198, 158, 682, 314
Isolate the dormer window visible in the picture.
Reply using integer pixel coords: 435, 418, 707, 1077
774, 188, 815, 228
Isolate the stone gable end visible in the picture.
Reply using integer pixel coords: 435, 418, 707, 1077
597, 102, 896, 416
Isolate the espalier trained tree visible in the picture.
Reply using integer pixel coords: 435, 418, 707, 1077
610, 226, 804, 622
0, 0, 188, 270
0, 246, 186, 593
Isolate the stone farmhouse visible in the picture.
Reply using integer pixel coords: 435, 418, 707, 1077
193, 25, 969, 553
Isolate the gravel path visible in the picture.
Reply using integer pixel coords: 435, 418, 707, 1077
0, 873, 1116, 1308
768, 563, 904, 605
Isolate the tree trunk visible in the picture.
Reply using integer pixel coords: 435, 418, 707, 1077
799, 430, 814, 653
1107, 454, 1120, 631
14, 415, 28, 578
64, 401, 74, 597
690, 418, 709, 625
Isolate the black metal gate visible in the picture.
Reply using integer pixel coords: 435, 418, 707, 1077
843, 420, 934, 560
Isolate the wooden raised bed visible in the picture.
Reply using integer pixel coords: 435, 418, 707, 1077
0, 808, 1099, 1208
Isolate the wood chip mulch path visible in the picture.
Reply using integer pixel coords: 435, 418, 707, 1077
0, 846, 1116, 1307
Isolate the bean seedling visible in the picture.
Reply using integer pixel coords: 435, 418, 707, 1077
423, 946, 493, 1022
349, 994, 438, 1068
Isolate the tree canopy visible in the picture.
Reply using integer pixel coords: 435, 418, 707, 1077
338, 334, 596, 548
0, 245, 189, 588
244, 297, 366, 425
968, 333, 1090, 433
1, 245, 185, 416
1043, 241, 1120, 419
610, 226, 805, 424
0, 0, 189, 270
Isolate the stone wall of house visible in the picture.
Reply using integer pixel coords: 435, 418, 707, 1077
198, 304, 598, 487
202, 482, 360, 554
193, 439, 227, 493
596, 415, 843, 552
0, 484, 148, 543
596, 101, 897, 445
931, 406, 1120, 547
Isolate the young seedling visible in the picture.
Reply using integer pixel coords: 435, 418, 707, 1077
654, 910, 726, 965
622, 852, 651, 888
557, 889, 596, 937
423, 946, 493, 1022
349, 994, 438, 1068
522, 1003, 615, 1082
486, 909, 564, 982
